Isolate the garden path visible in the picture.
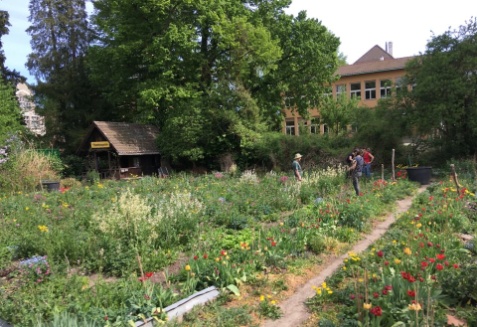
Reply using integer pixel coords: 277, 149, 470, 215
261, 186, 430, 327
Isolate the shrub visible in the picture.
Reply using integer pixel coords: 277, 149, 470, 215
0, 139, 61, 194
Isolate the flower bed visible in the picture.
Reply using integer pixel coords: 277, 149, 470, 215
0, 169, 419, 326
306, 180, 477, 326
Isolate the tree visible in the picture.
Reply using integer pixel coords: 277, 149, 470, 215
89, 0, 340, 167
319, 93, 359, 135
26, 0, 95, 152
0, 77, 25, 143
0, 10, 24, 84
403, 17, 477, 158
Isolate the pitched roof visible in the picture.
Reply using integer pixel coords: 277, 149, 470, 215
354, 45, 394, 64
88, 121, 160, 155
338, 56, 414, 77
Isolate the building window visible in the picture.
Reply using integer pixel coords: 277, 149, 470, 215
380, 80, 392, 98
284, 96, 294, 108
285, 120, 295, 135
350, 82, 361, 99
310, 118, 320, 134
365, 81, 376, 99
323, 124, 329, 134
336, 84, 346, 97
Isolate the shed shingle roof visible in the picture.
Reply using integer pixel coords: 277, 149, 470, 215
92, 121, 160, 155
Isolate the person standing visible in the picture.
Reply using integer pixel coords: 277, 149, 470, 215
346, 148, 358, 179
352, 149, 364, 195
362, 148, 375, 178
292, 153, 303, 181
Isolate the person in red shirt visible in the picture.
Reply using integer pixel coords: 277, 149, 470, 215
362, 147, 375, 178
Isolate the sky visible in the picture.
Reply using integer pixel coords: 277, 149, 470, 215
2, 0, 477, 84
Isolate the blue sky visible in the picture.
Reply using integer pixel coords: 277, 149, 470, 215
2, 0, 477, 84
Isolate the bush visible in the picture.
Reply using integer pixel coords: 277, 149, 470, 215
0, 140, 61, 194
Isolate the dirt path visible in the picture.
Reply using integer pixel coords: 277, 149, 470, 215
262, 186, 428, 327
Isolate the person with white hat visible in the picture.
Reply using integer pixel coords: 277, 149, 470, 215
292, 153, 303, 181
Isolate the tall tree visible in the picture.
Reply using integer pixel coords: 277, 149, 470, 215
26, 0, 94, 151
0, 77, 25, 143
89, 0, 340, 166
403, 17, 477, 158
0, 10, 24, 84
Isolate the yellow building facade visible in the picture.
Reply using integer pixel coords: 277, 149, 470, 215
282, 44, 415, 135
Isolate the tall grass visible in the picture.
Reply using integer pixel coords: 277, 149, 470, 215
0, 143, 61, 194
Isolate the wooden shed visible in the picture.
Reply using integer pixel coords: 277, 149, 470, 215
77, 121, 161, 179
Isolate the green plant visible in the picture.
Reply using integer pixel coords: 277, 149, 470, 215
257, 294, 282, 320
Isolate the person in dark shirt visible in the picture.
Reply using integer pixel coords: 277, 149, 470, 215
351, 149, 364, 195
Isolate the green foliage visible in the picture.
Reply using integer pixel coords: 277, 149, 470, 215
258, 295, 282, 320
0, 165, 423, 326
0, 137, 61, 194
319, 94, 359, 136
0, 79, 24, 142
399, 18, 477, 159
87, 0, 339, 166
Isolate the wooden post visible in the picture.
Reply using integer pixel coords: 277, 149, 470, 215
450, 164, 460, 194
381, 164, 384, 180
391, 149, 396, 181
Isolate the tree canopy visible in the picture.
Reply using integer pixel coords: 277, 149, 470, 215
402, 17, 477, 158
87, 0, 340, 166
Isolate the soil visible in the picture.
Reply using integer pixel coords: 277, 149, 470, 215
260, 185, 468, 327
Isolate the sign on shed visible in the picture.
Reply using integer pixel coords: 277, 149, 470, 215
91, 141, 110, 149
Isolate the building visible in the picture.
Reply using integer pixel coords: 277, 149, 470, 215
15, 83, 46, 136
282, 43, 416, 135
77, 121, 162, 179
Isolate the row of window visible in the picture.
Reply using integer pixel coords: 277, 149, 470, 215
337, 79, 395, 100
285, 119, 329, 136
284, 78, 404, 108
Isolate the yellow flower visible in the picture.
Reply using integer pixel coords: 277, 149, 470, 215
408, 303, 422, 311
38, 225, 49, 233
403, 247, 412, 255
97, 183, 104, 188
363, 303, 372, 310
416, 223, 422, 228
279, 222, 284, 226
392, 240, 397, 244
62, 202, 69, 208
260, 295, 265, 302
270, 300, 276, 305
394, 258, 402, 264
327, 289, 333, 295
342, 266, 347, 271
358, 278, 364, 283
25, 207, 29, 211
321, 282, 327, 289
185, 265, 191, 271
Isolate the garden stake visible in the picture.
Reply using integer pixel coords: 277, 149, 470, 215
381, 164, 384, 180
391, 149, 396, 181
450, 164, 461, 194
